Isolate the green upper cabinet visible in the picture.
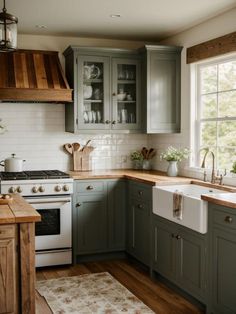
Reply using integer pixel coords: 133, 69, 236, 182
63, 46, 142, 133
141, 45, 182, 133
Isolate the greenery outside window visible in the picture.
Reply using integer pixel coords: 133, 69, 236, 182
194, 55, 236, 171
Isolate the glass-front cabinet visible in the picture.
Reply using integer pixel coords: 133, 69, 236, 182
63, 46, 142, 133
77, 55, 110, 130
112, 59, 141, 130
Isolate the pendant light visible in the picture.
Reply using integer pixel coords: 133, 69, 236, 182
0, 0, 18, 51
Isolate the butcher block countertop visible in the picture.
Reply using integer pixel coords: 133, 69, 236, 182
201, 193, 236, 209
69, 169, 192, 185
69, 169, 236, 208
0, 194, 41, 224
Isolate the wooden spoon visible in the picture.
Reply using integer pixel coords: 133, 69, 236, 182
82, 140, 91, 151
72, 142, 80, 152
64, 143, 73, 155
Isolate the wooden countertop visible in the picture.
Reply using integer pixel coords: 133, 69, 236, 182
201, 193, 236, 209
0, 194, 41, 224
70, 169, 236, 208
69, 169, 192, 186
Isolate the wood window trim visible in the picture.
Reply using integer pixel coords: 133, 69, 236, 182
187, 31, 236, 64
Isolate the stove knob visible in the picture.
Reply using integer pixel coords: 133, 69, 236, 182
63, 185, 69, 192
55, 185, 62, 192
16, 186, 23, 193
32, 186, 38, 193
9, 187, 16, 193
39, 186, 45, 193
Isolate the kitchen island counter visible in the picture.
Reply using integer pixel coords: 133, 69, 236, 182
0, 194, 40, 314
0, 193, 41, 224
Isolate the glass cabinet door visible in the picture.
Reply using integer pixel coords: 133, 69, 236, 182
77, 55, 110, 130
112, 58, 141, 130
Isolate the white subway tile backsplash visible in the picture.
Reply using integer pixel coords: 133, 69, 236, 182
0, 103, 148, 171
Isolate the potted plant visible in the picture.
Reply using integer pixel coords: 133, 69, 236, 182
160, 146, 190, 176
230, 161, 236, 177
130, 151, 144, 169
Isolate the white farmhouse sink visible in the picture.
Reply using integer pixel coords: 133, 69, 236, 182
153, 184, 228, 234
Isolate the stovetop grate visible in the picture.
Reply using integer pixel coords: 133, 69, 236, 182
0, 170, 70, 180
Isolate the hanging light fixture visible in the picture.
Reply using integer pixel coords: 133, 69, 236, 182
0, 0, 18, 51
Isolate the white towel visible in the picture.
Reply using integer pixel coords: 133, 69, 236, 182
173, 191, 183, 220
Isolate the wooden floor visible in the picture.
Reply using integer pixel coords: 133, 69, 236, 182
36, 258, 204, 314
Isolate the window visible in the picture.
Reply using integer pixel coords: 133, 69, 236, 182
194, 55, 236, 170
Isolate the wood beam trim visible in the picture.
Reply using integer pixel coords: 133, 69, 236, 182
187, 31, 236, 64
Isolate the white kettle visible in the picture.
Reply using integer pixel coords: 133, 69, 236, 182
0, 154, 26, 172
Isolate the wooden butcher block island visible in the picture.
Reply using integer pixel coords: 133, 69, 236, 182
0, 194, 41, 314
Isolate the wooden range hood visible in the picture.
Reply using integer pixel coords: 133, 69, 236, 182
0, 49, 72, 102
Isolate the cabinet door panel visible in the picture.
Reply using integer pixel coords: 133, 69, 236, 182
127, 199, 150, 265
212, 228, 236, 314
0, 238, 15, 314
76, 194, 107, 254
77, 55, 110, 130
107, 181, 126, 250
176, 229, 206, 301
147, 50, 181, 133
112, 58, 141, 130
153, 218, 176, 280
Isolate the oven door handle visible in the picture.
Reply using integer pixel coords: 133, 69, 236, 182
28, 200, 71, 205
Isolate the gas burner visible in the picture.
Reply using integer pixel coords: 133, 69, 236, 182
0, 170, 70, 181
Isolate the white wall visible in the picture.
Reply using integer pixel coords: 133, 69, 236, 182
0, 35, 149, 171
148, 7, 236, 178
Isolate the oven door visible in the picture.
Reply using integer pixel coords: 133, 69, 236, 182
25, 196, 72, 251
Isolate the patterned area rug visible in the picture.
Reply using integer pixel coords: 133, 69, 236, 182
36, 272, 154, 314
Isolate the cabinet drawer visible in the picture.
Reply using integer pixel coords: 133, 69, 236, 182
213, 209, 236, 231
76, 180, 105, 194
0, 225, 15, 239
130, 182, 152, 202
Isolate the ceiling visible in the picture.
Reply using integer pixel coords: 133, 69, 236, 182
3, 0, 236, 41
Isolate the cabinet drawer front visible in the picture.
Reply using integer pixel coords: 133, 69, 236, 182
76, 180, 105, 194
213, 209, 236, 230
130, 182, 152, 202
0, 225, 15, 239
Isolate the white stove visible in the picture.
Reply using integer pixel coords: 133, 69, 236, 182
0, 170, 73, 268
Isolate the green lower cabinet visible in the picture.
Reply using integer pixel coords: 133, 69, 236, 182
74, 179, 126, 257
152, 215, 206, 302
127, 198, 150, 266
75, 193, 108, 254
126, 181, 152, 266
152, 216, 176, 281
209, 204, 236, 314
107, 180, 126, 251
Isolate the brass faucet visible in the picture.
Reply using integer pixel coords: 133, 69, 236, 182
200, 149, 223, 184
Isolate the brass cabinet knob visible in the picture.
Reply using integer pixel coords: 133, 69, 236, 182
176, 235, 181, 240
87, 185, 94, 190
225, 216, 233, 223
112, 121, 116, 125
138, 204, 143, 209
138, 190, 143, 196
76, 202, 82, 207
105, 120, 111, 124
